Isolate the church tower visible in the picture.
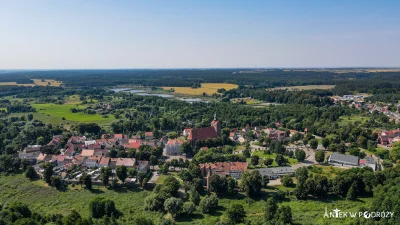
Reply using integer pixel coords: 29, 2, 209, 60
211, 112, 222, 136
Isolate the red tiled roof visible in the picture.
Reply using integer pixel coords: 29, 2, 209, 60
114, 134, 123, 139
81, 149, 95, 157
124, 139, 141, 149
167, 139, 183, 145
116, 158, 135, 167
145, 132, 153, 137
99, 157, 110, 165
188, 127, 217, 141
200, 162, 247, 174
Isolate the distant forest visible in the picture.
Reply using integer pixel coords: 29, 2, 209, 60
2, 69, 400, 99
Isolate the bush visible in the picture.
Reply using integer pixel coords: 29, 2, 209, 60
199, 193, 219, 214
89, 197, 117, 218
281, 175, 293, 187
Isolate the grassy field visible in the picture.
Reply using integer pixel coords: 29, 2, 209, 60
251, 151, 298, 167
270, 85, 335, 91
338, 115, 367, 126
162, 83, 238, 96
32, 79, 63, 87
31, 103, 114, 125
0, 174, 373, 225
0, 79, 62, 87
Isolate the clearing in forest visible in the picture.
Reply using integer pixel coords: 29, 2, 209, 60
162, 83, 238, 96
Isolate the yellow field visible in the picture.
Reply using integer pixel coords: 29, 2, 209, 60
162, 83, 238, 95
270, 85, 335, 91
0, 79, 62, 87
0, 82, 34, 86
32, 79, 63, 87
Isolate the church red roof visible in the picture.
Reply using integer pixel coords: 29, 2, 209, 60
188, 127, 218, 141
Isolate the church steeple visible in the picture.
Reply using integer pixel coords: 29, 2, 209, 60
214, 112, 218, 121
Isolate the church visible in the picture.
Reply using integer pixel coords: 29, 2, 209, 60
185, 113, 221, 142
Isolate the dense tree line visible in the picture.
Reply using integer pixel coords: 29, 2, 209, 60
223, 88, 333, 107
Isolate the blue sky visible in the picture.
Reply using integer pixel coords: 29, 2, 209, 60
0, 0, 399, 69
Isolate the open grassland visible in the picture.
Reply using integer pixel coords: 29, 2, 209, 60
270, 85, 335, 91
31, 103, 114, 125
0, 79, 62, 87
250, 151, 299, 167
338, 115, 367, 126
162, 83, 238, 96
0, 174, 372, 225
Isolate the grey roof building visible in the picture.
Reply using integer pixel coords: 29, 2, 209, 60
328, 153, 359, 166
256, 167, 294, 179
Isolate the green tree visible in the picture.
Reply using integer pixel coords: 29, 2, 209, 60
182, 202, 196, 216
322, 138, 330, 150
261, 175, 270, 188
281, 174, 293, 187
133, 216, 154, 225
239, 170, 262, 198
25, 166, 37, 180
275, 154, 286, 166
295, 149, 306, 162
81, 172, 92, 190
41, 163, 54, 185
199, 193, 219, 214
264, 197, 278, 222
166, 132, 178, 139
100, 167, 112, 187
227, 204, 246, 224
89, 197, 116, 218
277, 205, 292, 224
309, 139, 318, 150
251, 155, 259, 166
315, 150, 325, 164
116, 165, 128, 185
346, 183, 357, 201
164, 197, 183, 217
263, 158, 273, 167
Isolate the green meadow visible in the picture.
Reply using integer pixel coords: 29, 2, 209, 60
250, 150, 299, 168
0, 174, 372, 225
338, 115, 367, 126
31, 103, 114, 125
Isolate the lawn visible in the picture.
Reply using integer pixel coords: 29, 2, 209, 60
0, 174, 373, 225
162, 83, 238, 96
251, 150, 299, 167
338, 115, 367, 126
31, 103, 114, 125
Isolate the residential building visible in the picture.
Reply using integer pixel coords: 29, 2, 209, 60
359, 157, 377, 171
200, 162, 247, 191
116, 158, 135, 167
136, 160, 150, 173
85, 156, 101, 168
164, 139, 184, 156
99, 157, 110, 167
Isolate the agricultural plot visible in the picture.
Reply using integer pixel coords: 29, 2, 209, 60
162, 83, 238, 96
0, 79, 62, 87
